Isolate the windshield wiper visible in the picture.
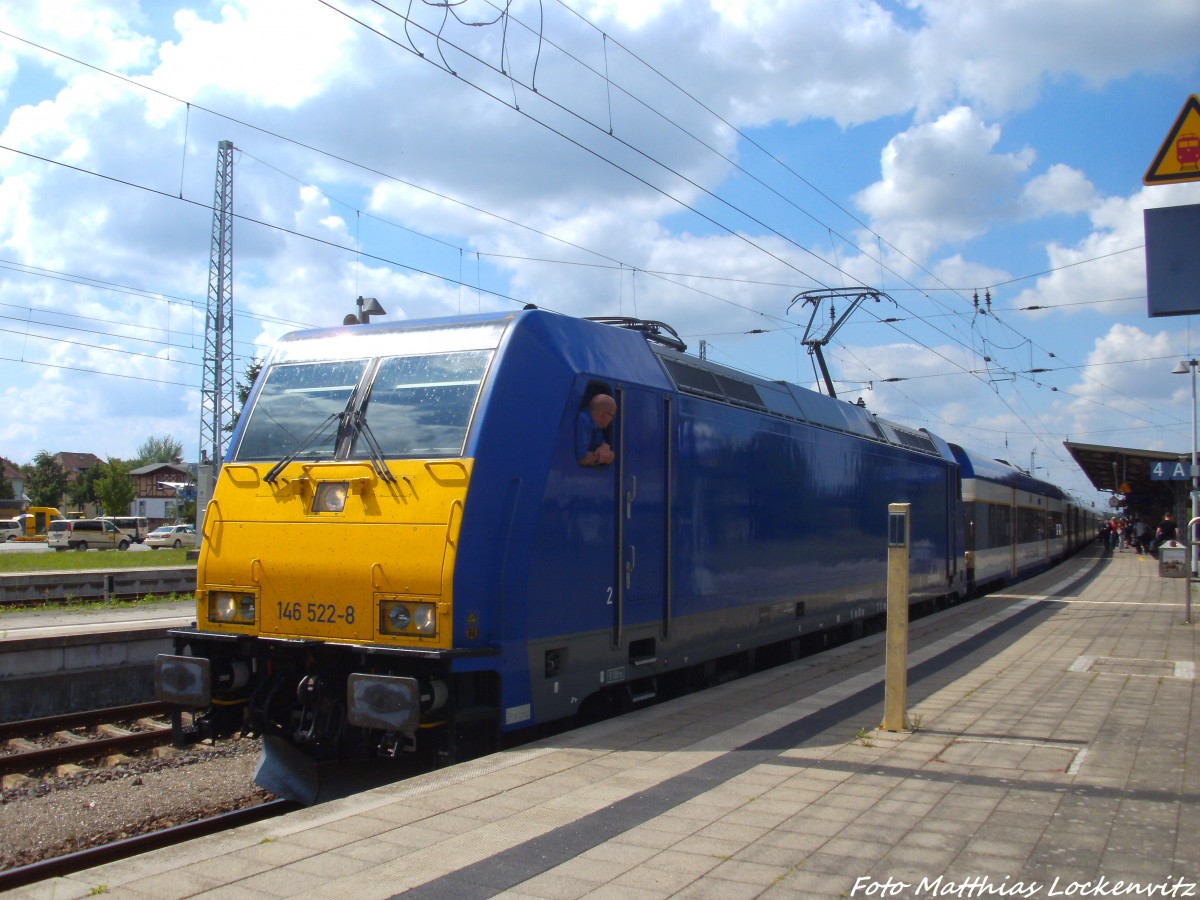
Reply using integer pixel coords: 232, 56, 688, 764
351, 410, 398, 485
263, 412, 341, 484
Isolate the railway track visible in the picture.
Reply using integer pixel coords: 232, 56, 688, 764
0, 798, 300, 892
0, 702, 176, 778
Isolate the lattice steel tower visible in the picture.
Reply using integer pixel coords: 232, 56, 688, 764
200, 139, 235, 469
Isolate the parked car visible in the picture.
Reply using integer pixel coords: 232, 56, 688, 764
0, 519, 21, 541
145, 524, 197, 550
47, 518, 130, 551
99, 516, 151, 543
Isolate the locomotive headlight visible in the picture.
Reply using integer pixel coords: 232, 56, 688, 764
388, 604, 411, 631
412, 604, 436, 634
313, 481, 349, 513
381, 600, 437, 637
210, 590, 256, 624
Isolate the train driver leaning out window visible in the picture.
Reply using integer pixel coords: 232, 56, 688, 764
576, 393, 617, 466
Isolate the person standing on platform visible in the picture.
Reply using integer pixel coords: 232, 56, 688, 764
1134, 519, 1151, 554
1154, 512, 1178, 556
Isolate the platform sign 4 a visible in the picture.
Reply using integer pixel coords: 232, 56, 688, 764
1144, 95, 1200, 185
1150, 460, 1198, 480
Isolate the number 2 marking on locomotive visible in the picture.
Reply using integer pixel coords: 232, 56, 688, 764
606, 586, 613, 606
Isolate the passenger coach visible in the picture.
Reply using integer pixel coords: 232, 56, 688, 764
951, 446, 1071, 594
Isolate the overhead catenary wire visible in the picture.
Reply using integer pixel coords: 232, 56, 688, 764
326, 6, 1007, 407
471, 0, 1108, 378
337, 1, 1148, 455
0, 15, 1174, 488
0, 19, 1120, 394
0, 26, 815, 343
0, 147, 1161, 475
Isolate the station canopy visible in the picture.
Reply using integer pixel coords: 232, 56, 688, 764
1064, 440, 1184, 515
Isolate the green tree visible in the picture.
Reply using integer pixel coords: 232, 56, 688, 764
26, 451, 68, 507
95, 458, 137, 517
175, 497, 197, 524
0, 457, 14, 500
226, 359, 263, 435
135, 435, 184, 466
237, 360, 263, 407
68, 463, 104, 511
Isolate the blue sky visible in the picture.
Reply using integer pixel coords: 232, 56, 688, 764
1, 0, 1199, 509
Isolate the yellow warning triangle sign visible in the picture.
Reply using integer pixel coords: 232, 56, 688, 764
1144, 95, 1200, 185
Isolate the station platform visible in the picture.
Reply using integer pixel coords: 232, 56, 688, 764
0, 600, 194, 722
12, 543, 1198, 899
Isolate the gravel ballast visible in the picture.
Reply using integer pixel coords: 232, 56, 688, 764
0, 738, 272, 872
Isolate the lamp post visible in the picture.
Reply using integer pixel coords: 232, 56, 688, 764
1172, 358, 1198, 578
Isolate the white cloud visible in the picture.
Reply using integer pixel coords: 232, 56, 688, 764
577, 0, 682, 30
153, 1, 361, 109
1060, 323, 1183, 451
1012, 182, 1200, 316
1020, 164, 1098, 218
572, 0, 1200, 129
854, 107, 1033, 260
911, 0, 1200, 117
0, 3, 157, 78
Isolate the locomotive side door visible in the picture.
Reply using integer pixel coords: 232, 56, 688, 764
613, 384, 669, 650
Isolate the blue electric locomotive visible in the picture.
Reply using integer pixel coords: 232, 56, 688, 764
155, 309, 1080, 801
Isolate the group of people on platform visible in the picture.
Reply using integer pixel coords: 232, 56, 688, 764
1099, 512, 1181, 555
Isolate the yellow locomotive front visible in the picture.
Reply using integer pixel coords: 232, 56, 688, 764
198, 455, 468, 652
155, 319, 507, 791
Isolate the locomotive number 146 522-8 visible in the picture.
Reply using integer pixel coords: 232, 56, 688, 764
276, 601, 356, 625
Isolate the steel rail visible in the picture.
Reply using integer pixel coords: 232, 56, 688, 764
0, 727, 174, 777
0, 798, 299, 892
0, 702, 171, 742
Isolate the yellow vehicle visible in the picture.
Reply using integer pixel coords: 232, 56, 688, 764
12, 507, 64, 541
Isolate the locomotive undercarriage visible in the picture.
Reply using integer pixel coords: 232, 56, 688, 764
160, 631, 502, 801
571, 588, 966, 726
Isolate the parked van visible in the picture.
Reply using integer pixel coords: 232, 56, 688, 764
100, 516, 151, 543
10, 507, 64, 540
0, 519, 21, 541
47, 518, 130, 552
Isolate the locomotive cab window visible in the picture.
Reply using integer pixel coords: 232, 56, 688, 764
234, 359, 369, 461
352, 350, 491, 459
234, 349, 493, 464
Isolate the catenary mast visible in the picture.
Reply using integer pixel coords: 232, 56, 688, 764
197, 140, 235, 534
